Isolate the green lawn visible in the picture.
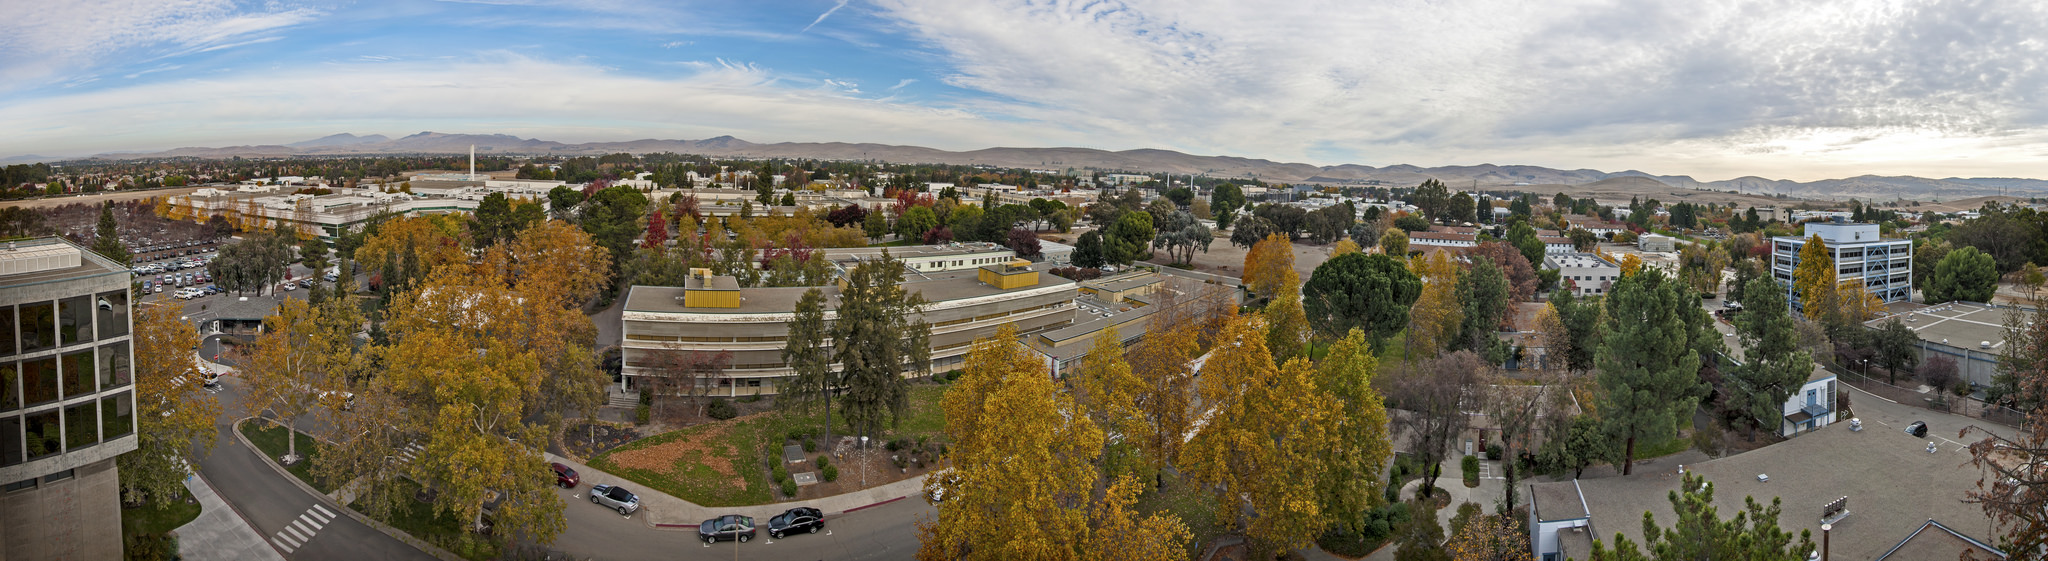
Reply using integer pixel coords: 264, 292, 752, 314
1632, 434, 1692, 461
122, 485, 201, 560
240, 421, 337, 493
590, 383, 950, 507
352, 478, 498, 561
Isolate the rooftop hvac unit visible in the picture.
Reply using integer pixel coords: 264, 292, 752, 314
1982, 341, 1994, 349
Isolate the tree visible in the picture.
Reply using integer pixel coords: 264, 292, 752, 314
1677, 243, 1730, 296
1244, 233, 1296, 301
1151, 210, 1212, 265
1307, 204, 1355, 244
1317, 330, 1395, 536
1446, 193, 1477, 225
1211, 184, 1246, 230
1074, 230, 1107, 269
1103, 211, 1155, 265
898, 205, 938, 240
1412, 179, 1451, 223
1231, 216, 1276, 250
1914, 240, 1953, 291
1265, 276, 1310, 365
90, 201, 130, 266
780, 288, 833, 444
1407, 250, 1465, 358
299, 232, 331, 277
580, 186, 649, 279
1454, 259, 1512, 358
1382, 227, 1410, 257
1469, 241, 1538, 302
1791, 234, 1836, 321
1070, 326, 1147, 484
1507, 220, 1545, 269
1393, 214, 1431, 233
1921, 354, 1959, 394
470, 192, 520, 247
120, 303, 221, 508
1870, 318, 1919, 383
1445, 514, 1533, 561
1544, 289, 1603, 373
1254, 204, 1309, 239
1967, 286, 2048, 557
1929, 245, 1999, 303
1587, 473, 1814, 561
640, 209, 669, 249
1725, 276, 1813, 440
1181, 313, 1339, 559
833, 254, 932, 441
1126, 296, 1207, 486
1332, 239, 1362, 256
1542, 415, 1611, 479
1596, 269, 1707, 475
1304, 253, 1422, 349
1389, 351, 1485, 497
547, 185, 585, 220
239, 298, 335, 464
863, 208, 890, 240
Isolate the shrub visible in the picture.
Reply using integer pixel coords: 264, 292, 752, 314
780, 479, 798, 498
739, 394, 762, 403
822, 464, 838, 482
773, 463, 789, 484
638, 390, 651, 406
815, 455, 829, 469
1485, 443, 1503, 461
1461, 455, 1480, 487
1449, 502, 1483, 537
884, 439, 902, 452
802, 439, 817, 453
634, 404, 649, 425
706, 399, 738, 420
786, 428, 808, 441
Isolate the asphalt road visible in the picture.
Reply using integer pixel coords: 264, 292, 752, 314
200, 374, 435, 561
542, 487, 933, 561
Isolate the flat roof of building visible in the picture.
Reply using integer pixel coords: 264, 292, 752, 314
0, 237, 129, 289
1083, 271, 1165, 294
1545, 253, 1617, 269
819, 242, 1012, 262
624, 265, 1072, 316
1530, 480, 1589, 522
1570, 418, 2006, 561
1867, 301, 2012, 352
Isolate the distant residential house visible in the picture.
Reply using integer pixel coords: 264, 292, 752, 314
1409, 231, 1478, 249
1543, 253, 1619, 298
1540, 236, 1575, 253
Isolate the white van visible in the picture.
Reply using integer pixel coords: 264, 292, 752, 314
177, 288, 205, 300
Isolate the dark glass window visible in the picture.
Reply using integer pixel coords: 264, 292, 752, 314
98, 342, 130, 390
0, 416, 20, 466
102, 392, 133, 439
59, 296, 93, 346
64, 401, 98, 450
0, 363, 15, 411
22, 357, 57, 407
18, 302, 54, 353
96, 290, 128, 339
0, 305, 14, 357
61, 350, 94, 398
24, 409, 59, 460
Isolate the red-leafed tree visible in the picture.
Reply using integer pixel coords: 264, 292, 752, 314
1007, 228, 1042, 258
1468, 241, 1539, 302
642, 210, 669, 249
894, 189, 935, 216
672, 194, 703, 223
826, 204, 868, 227
923, 226, 954, 244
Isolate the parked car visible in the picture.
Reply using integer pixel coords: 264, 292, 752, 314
551, 463, 580, 488
698, 514, 756, 544
589, 484, 639, 515
766, 507, 823, 538
1906, 421, 1929, 438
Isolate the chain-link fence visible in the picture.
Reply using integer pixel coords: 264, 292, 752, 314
1829, 363, 2027, 428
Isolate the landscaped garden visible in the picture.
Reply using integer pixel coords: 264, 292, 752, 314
241, 420, 336, 493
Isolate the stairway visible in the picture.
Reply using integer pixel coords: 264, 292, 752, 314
607, 388, 641, 409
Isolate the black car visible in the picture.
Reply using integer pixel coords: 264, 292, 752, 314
1906, 421, 1930, 438
767, 507, 824, 538
698, 514, 755, 544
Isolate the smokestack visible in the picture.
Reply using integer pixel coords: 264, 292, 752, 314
469, 145, 476, 180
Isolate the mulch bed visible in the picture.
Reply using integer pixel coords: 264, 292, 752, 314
563, 422, 640, 460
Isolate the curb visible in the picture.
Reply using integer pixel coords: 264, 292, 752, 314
840, 495, 908, 514
183, 469, 286, 561
233, 417, 467, 561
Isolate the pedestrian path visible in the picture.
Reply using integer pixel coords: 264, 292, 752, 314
545, 451, 933, 529
174, 473, 287, 561
268, 503, 340, 554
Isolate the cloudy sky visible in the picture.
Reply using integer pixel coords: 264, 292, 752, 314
2, 0, 2044, 181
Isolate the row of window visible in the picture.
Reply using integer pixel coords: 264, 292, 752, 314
0, 392, 133, 467
1, 342, 131, 411
0, 291, 130, 359
3, 468, 76, 494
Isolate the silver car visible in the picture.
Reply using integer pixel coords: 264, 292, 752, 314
589, 484, 639, 515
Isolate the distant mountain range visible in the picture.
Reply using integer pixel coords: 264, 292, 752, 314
11, 131, 2047, 202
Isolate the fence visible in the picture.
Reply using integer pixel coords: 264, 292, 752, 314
1828, 363, 2027, 428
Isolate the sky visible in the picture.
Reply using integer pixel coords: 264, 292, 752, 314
1, 0, 2045, 182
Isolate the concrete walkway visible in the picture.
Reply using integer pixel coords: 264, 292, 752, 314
174, 472, 287, 561
544, 452, 932, 529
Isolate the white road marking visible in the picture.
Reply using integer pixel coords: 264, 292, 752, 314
293, 518, 317, 535
276, 531, 302, 549
285, 524, 310, 543
311, 504, 336, 520
271, 536, 296, 553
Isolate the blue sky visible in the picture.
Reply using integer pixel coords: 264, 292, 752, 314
3, 0, 2046, 181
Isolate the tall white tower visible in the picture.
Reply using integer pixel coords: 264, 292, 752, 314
468, 144, 476, 180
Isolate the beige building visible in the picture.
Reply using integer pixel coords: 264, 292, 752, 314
1, 238, 139, 561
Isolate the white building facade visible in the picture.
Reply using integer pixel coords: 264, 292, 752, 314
1544, 253, 1621, 298
1771, 221, 1913, 310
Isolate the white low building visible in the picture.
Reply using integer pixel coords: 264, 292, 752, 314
1781, 367, 1839, 436
1543, 253, 1620, 298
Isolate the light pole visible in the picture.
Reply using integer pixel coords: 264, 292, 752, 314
861, 435, 870, 488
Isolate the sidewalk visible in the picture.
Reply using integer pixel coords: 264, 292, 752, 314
543, 451, 931, 529
174, 472, 287, 561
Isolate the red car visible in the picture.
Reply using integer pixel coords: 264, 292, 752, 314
551, 463, 580, 488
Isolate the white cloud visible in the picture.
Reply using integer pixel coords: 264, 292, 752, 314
869, 0, 2048, 180
803, 0, 852, 33
0, 54, 1069, 157
0, 0, 320, 90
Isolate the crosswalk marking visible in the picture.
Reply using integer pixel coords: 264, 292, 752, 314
284, 523, 310, 543
292, 518, 316, 536
272, 504, 336, 554
311, 504, 336, 521
272, 536, 296, 553
300, 513, 323, 529
276, 531, 301, 549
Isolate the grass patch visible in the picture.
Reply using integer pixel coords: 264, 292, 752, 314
1632, 434, 1692, 461
122, 486, 201, 536
353, 478, 498, 561
241, 420, 336, 493
1135, 472, 1224, 559
590, 382, 950, 507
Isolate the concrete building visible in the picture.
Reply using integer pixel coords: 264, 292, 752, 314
1543, 253, 1621, 298
1771, 221, 1913, 310
1780, 367, 1839, 437
1, 238, 139, 561
618, 259, 1077, 394
1636, 233, 1676, 252
1529, 480, 1594, 561
1408, 231, 1478, 250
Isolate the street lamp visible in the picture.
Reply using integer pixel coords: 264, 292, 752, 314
861, 435, 870, 488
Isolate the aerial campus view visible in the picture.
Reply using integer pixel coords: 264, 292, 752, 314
3, 2, 2048, 561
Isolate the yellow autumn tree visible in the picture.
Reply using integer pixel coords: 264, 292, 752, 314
1181, 314, 1340, 559
1446, 514, 1535, 561
1792, 234, 1836, 322
239, 298, 336, 464
1835, 279, 1886, 324
1317, 329, 1394, 534
355, 214, 472, 283
1264, 269, 1310, 365
1087, 475, 1196, 559
1127, 302, 1202, 482
1244, 233, 1296, 301
1332, 239, 1362, 257
120, 302, 221, 508
1070, 326, 1150, 483
917, 326, 1189, 561
1407, 249, 1465, 359
1617, 253, 1644, 277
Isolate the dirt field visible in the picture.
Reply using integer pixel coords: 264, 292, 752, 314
0, 186, 204, 210
1524, 177, 1795, 209
1142, 236, 1331, 281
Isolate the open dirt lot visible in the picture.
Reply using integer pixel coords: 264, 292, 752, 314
1, 186, 205, 211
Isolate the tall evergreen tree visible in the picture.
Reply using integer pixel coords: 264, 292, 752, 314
1595, 268, 1708, 475
832, 254, 932, 440
780, 288, 833, 444
1726, 277, 1812, 440
90, 202, 130, 266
